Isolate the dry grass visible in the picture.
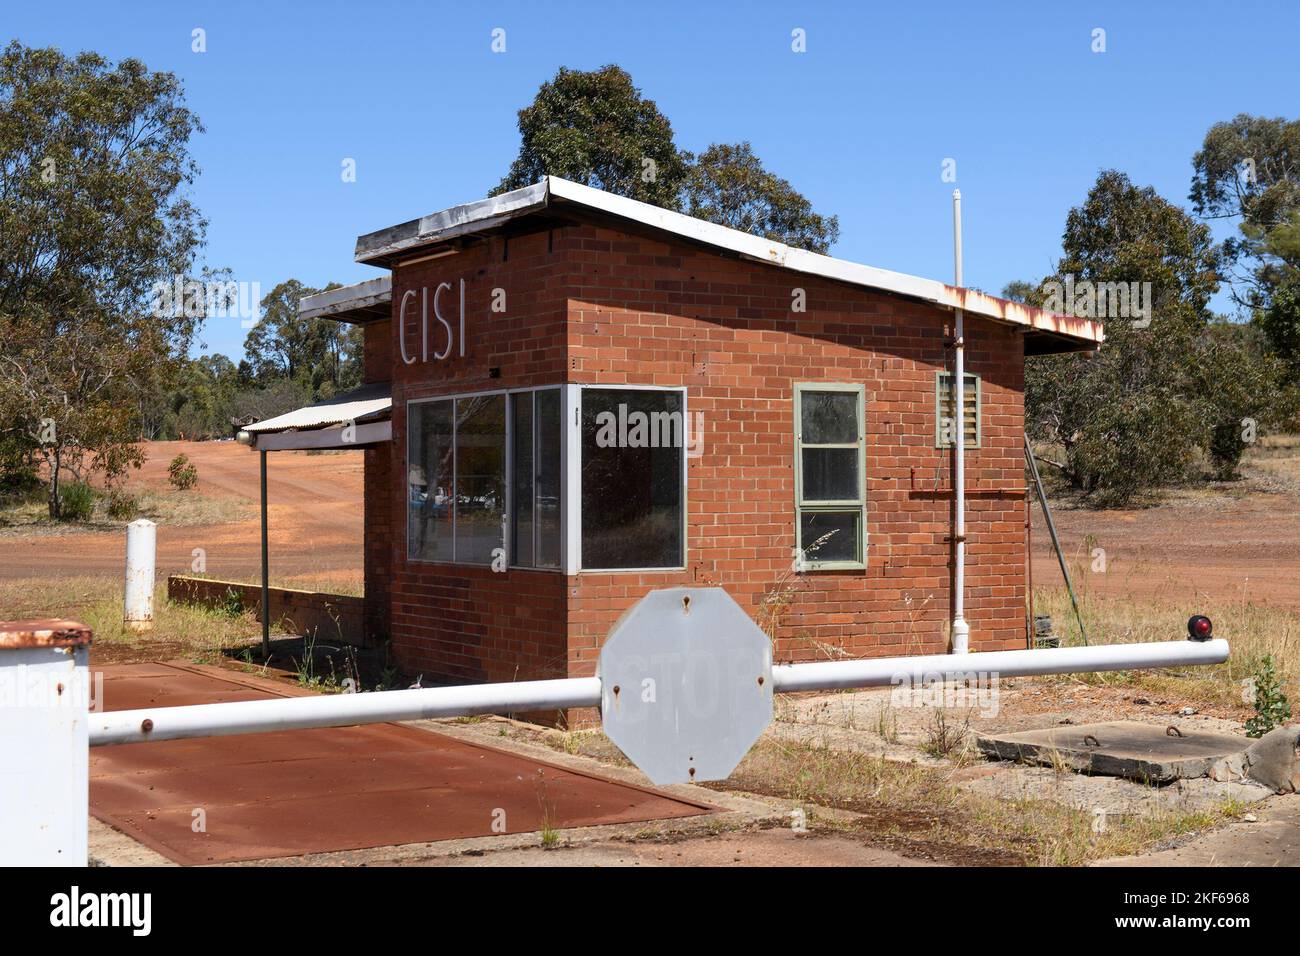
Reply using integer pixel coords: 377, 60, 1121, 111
713, 739, 1226, 866
1033, 584, 1297, 708
0, 575, 278, 661
0, 487, 246, 536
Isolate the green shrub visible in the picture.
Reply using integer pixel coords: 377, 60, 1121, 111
167, 454, 198, 490
105, 487, 139, 520
218, 587, 245, 619
1245, 655, 1292, 738
58, 481, 95, 521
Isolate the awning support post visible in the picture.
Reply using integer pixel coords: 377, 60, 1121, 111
260, 449, 270, 657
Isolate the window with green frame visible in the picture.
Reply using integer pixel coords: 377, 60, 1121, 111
794, 383, 865, 569
935, 371, 980, 449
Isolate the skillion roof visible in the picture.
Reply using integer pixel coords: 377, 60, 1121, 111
346, 176, 1102, 355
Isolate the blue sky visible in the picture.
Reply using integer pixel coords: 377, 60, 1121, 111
8, 1, 1298, 359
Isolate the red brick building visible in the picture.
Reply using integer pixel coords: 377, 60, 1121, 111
291, 177, 1102, 701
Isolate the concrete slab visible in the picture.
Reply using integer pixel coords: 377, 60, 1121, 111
977, 720, 1247, 784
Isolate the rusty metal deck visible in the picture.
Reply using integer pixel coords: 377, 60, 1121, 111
90, 663, 710, 865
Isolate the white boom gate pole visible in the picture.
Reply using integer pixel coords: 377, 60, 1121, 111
90, 677, 602, 746
3, 587, 1231, 862
87, 639, 1229, 748
124, 518, 156, 632
951, 189, 969, 654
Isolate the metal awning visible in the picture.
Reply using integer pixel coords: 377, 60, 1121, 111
240, 383, 392, 451
297, 276, 391, 325
239, 381, 392, 654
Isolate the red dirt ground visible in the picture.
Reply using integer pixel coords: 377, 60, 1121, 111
5, 440, 1300, 612
0, 440, 363, 587
1029, 487, 1300, 610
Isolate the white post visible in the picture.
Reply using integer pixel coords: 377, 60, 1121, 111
0, 622, 92, 865
124, 518, 156, 632
951, 189, 969, 654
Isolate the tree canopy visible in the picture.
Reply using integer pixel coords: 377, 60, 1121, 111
1191, 114, 1300, 370
493, 65, 687, 208
495, 65, 839, 253
0, 41, 206, 516
682, 142, 839, 254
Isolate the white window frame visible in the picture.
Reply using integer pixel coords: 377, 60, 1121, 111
793, 382, 866, 571
570, 383, 689, 575
406, 385, 565, 571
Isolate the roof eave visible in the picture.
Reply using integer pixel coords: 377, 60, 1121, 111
298, 275, 393, 325
351, 176, 1104, 351
354, 181, 551, 267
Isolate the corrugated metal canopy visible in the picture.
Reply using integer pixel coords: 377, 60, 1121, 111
244, 383, 391, 434
352, 176, 1103, 354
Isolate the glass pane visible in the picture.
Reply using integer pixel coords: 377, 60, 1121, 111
581, 388, 683, 569
454, 394, 506, 565
408, 400, 454, 561
801, 390, 858, 444
800, 511, 859, 563
801, 448, 859, 501
534, 389, 562, 568
510, 393, 535, 568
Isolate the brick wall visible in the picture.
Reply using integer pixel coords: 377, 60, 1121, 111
371, 222, 1028, 699
363, 319, 392, 644
384, 229, 572, 685
564, 223, 1026, 677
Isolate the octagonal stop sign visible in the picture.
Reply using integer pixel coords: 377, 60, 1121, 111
598, 587, 773, 785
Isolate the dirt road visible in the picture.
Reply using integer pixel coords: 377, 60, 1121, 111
0, 441, 363, 586
7, 439, 1300, 611
1030, 488, 1300, 610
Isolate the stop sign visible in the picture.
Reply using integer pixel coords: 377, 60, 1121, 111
598, 587, 773, 785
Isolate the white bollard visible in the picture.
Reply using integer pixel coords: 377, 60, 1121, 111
124, 518, 156, 632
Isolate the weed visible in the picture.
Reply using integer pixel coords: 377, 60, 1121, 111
1245, 654, 1292, 737
922, 707, 970, 758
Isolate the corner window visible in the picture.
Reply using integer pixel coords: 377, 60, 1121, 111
407, 388, 560, 567
510, 390, 562, 568
935, 372, 980, 449
580, 387, 685, 570
794, 383, 865, 569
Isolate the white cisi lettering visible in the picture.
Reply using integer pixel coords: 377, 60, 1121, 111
399, 278, 467, 364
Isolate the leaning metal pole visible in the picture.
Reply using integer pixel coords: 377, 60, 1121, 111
1024, 433, 1089, 646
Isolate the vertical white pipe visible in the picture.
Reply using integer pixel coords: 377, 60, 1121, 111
951, 190, 969, 654
124, 518, 156, 632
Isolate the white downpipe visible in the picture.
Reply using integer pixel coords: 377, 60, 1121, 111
123, 518, 156, 633
87, 641, 1230, 748
951, 189, 969, 654
771, 638, 1229, 694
